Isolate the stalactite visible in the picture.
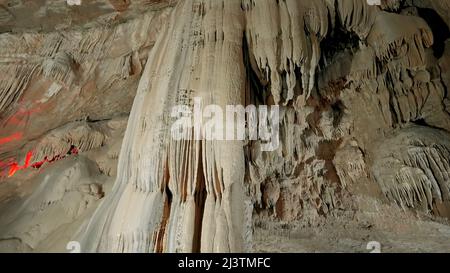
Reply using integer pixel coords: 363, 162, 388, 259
81, 0, 247, 253
243, 0, 330, 105
367, 11, 433, 67
337, 0, 378, 39
42, 52, 76, 86
0, 65, 38, 115
373, 127, 450, 210
32, 122, 105, 164
1, 0, 450, 253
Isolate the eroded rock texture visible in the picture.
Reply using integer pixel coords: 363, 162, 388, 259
1, 0, 450, 253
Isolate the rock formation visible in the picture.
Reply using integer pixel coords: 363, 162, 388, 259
1, 0, 450, 253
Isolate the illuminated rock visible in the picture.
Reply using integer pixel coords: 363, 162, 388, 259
1, 0, 450, 253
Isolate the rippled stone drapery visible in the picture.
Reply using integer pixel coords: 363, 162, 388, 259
77, 0, 450, 253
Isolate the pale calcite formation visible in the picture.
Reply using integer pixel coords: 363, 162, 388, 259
81, 0, 247, 253
78, 0, 450, 252
372, 126, 450, 210
80, 0, 363, 252
0, 0, 450, 253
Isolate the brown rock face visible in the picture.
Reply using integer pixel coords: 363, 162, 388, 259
109, 0, 130, 12
1, 0, 450, 253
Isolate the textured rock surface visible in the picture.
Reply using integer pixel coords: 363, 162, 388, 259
1, 0, 450, 253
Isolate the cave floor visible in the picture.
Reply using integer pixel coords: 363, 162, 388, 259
253, 218, 450, 253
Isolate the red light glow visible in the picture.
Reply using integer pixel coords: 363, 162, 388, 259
7, 151, 33, 177
4, 146, 80, 178
0, 132, 23, 145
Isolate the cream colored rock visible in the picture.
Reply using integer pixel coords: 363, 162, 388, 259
1, 0, 450, 253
